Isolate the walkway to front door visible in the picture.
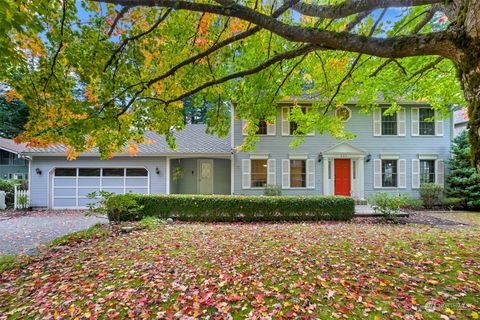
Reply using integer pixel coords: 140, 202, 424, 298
334, 159, 351, 196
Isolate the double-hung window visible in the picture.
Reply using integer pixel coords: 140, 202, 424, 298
0, 150, 10, 165
256, 120, 268, 135
251, 159, 268, 188
419, 108, 435, 136
420, 159, 436, 183
381, 108, 397, 135
290, 159, 306, 188
382, 160, 398, 187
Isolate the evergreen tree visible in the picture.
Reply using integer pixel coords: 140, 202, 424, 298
181, 97, 209, 124
446, 131, 480, 209
0, 97, 29, 138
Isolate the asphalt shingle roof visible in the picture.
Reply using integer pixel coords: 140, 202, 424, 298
23, 124, 231, 155
0, 137, 27, 154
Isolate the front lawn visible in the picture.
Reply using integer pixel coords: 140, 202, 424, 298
1, 222, 479, 319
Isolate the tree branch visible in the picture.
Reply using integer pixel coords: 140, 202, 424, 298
93, 0, 457, 60
407, 56, 444, 80
292, 0, 440, 19
106, 5, 131, 37
103, 8, 172, 72
166, 44, 318, 104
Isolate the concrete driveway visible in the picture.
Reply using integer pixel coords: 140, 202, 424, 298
0, 211, 107, 255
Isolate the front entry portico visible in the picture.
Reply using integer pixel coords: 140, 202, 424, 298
322, 142, 367, 200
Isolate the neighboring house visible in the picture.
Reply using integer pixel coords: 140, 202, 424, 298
453, 108, 468, 136
0, 137, 28, 180
23, 102, 452, 209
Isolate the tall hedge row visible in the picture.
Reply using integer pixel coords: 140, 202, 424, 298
108, 194, 355, 222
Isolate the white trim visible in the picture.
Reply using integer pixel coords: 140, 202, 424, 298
398, 159, 406, 189
230, 154, 234, 195
335, 106, 352, 122
282, 159, 290, 189
250, 153, 269, 160
418, 153, 438, 160
230, 104, 235, 148
306, 159, 315, 189
412, 159, 420, 189
380, 154, 400, 160
267, 159, 276, 185
411, 107, 420, 136
373, 159, 382, 189
166, 157, 170, 194
373, 109, 381, 137
397, 108, 406, 136
288, 153, 309, 160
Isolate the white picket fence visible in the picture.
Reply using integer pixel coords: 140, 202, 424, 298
14, 185, 29, 210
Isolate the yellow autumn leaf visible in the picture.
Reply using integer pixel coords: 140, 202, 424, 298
472, 311, 479, 319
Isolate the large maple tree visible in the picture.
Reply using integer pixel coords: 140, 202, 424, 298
0, 0, 479, 170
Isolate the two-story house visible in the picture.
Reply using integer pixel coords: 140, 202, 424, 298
233, 102, 450, 200
22, 101, 451, 209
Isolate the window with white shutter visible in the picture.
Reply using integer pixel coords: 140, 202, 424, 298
282, 159, 290, 188
411, 108, 420, 136
267, 121, 276, 136
306, 159, 315, 188
434, 110, 444, 136
435, 159, 445, 186
397, 109, 406, 136
306, 107, 315, 136
398, 159, 406, 188
281, 107, 290, 136
373, 109, 381, 136
267, 159, 276, 185
373, 159, 382, 188
242, 159, 251, 189
412, 159, 420, 189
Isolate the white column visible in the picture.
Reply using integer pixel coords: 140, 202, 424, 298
323, 156, 329, 195
358, 157, 365, 200
166, 157, 170, 194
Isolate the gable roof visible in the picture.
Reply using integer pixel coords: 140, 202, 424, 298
23, 124, 232, 156
322, 142, 367, 156
0, 137, 27, 154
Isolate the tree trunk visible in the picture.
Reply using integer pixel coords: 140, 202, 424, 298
459, 56, 480, 173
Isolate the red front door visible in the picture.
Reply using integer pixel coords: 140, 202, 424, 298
334, 159, 351, 196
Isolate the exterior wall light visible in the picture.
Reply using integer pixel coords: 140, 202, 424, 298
365, 154, 372, 163
35, 168, 42, 175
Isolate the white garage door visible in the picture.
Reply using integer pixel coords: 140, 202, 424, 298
52, 167, 149, 209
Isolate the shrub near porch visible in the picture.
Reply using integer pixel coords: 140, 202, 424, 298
100, 194, 355, 222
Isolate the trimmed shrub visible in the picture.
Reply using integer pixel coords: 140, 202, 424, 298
87, 191, 144, 222
419, 183, 443, 209
263, 184, 282, 196
105, 194, 355, 222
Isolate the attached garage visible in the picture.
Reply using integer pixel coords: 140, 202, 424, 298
52, 167, 149, 209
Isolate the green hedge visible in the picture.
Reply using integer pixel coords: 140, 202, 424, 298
107, 194, 355, 222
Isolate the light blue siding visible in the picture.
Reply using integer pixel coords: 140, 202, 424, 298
232, 105, 452, 199
0, 150, 28, 180
29, 156, 167, 208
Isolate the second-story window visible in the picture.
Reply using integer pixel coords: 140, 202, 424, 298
289, 107, 306, 135
419, 108, 435, 135
381, 108, 397, 135
256, 120, 267, 135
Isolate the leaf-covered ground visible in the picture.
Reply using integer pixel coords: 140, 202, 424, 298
1, 222, 479, 319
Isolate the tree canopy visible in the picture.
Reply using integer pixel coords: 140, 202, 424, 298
0, 97, 29, 139
0, 0, 478, 167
